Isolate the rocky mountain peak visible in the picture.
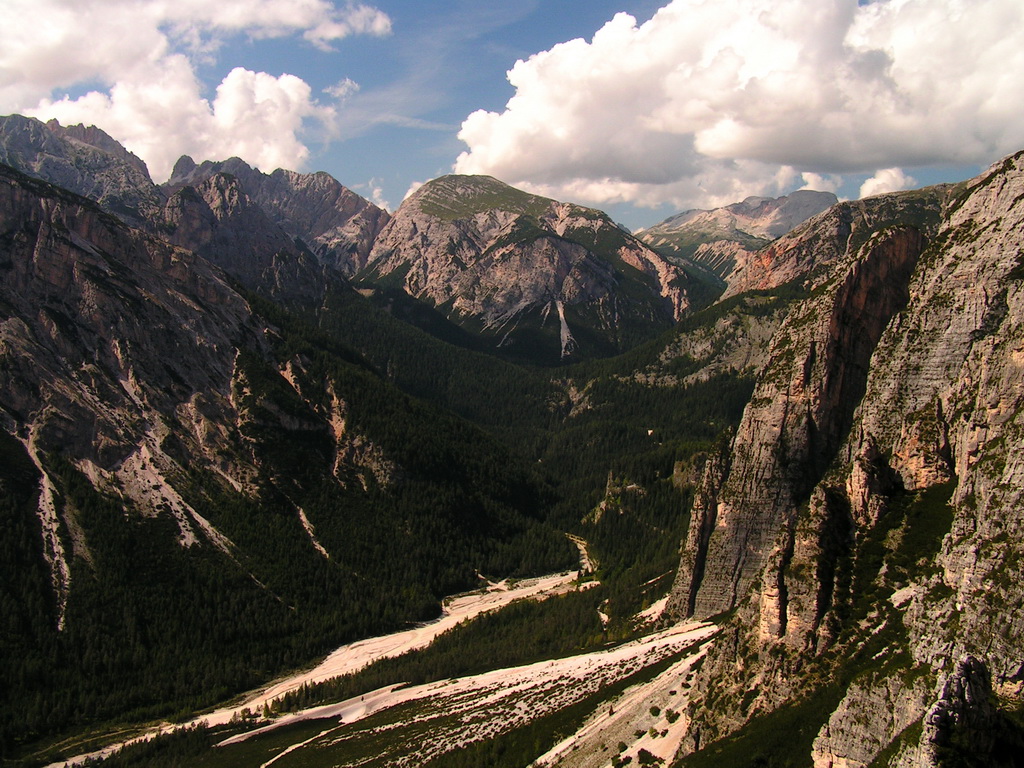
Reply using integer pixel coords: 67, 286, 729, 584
160, 171, 332, 305
0, 114, 164, 224
45, 119, 152, 179
721, 185, 949, 299
365, 174, 691, 362
639, 189, 838, 279
164, 154, 388, 275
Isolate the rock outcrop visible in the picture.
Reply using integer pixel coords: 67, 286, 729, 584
668, 224, 927, 621
721, 187, 947, 300
0, 114, 164, 224
668, 151, 1024, 765
160, 171, 335, 304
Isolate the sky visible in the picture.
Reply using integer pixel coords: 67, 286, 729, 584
2, 0, 1022, 230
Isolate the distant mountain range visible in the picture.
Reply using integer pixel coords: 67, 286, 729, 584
0, 115, 701, 363
638, 189, 837, 279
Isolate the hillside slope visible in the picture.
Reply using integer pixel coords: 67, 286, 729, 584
0, 163, 573, 761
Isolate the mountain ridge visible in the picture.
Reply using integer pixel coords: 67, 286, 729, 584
639, 189, 837, 280
363, 173, 692, 361
666, 151, 1024, 767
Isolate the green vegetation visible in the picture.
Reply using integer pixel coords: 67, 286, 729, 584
0, 200, 775, 763
677, 684, 846, 768
645, 227, 768, 266
415, 174, 555, 221
70, 725, 218, 768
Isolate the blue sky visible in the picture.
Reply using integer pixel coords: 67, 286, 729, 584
187, 0, 675, 222
2, 1, 1022, 230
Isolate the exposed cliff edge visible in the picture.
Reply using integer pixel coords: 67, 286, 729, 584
668, 152, 1024, 766
669, 223, 927, 622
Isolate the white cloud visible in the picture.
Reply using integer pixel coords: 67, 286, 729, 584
859, 167, 916, 198
325, 78, 361, 100
800, 172, 843, 195
366, 179, 391, 212
0, 0, 390, 180
455, 0, 1024, 210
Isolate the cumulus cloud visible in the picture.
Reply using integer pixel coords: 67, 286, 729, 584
455, 0, 1024, 209
0, 0, 390, 180
800, 172, 843, 195
404, 181, 425, 200
859, 167, 916, 198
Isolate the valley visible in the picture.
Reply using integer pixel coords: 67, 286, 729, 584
45, 570, 587, 766
1, 114, 1024, 768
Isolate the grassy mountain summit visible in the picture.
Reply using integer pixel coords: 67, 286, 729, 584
414, 174, 558, 221
361, 174, 693, 363
3, 113, 1024, 768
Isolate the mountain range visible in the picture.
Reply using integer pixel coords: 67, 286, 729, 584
638, 189, 837, 279
1, 113, 1023, 768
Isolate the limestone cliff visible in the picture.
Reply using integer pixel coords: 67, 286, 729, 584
0, 163, 264, 623
0, 114, 164, 224
160, 171, 335, 305
721, 187, 947, 300
668, 152, 1024, 766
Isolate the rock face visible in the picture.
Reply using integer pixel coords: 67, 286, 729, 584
0, 114, 164, 224
0, 165, 254, 461
365, 174, 690, 361
639, 190, 837, 278
668, 223, 927, 621
0, 117, 373, 304
0, 157, 575, 752
160, 171, 334, 305
1, 118, 697, 364
667, 152, 1024, 765
721, 187, 947, 299
0, 162, 264, 623
166, 156, 389, 275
